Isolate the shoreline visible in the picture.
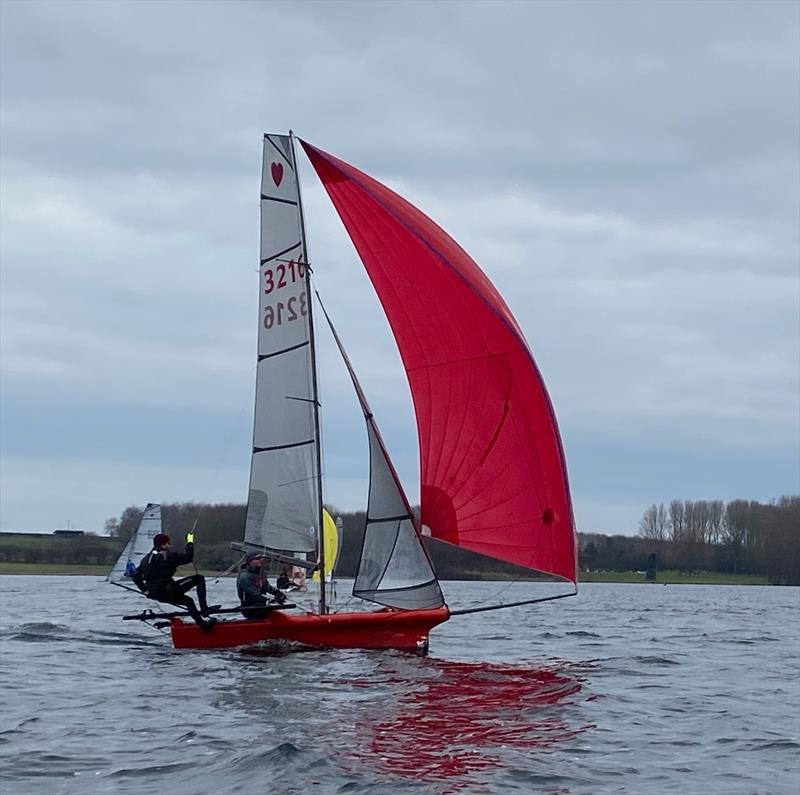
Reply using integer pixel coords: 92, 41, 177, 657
0, 563, 773, 584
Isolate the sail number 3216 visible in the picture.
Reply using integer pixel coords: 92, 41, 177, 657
263, 260, 308, 330
264, 294, 307, 329
264, 261, 306, 294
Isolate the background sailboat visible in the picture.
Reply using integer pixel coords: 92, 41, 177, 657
107, 502, 160, 593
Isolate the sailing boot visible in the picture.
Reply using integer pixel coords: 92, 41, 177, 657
200, 617, 217, 633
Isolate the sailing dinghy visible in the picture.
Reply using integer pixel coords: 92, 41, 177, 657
108, 502, 161, 593
132, 134, 578, 652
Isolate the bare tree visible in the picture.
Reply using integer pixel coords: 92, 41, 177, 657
723, 499, 750, 573
639, 504, 659, 539
707, 500, 724, 543
656, 503, 669, 540
640, 503, 669, 540
669, 500, 685, 542
684, 501, 709, 544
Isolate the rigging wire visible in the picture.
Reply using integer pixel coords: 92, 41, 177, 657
431, 563, 579, 614
207, 554, 247, 600
449, 589, 577, 616
449, 571, 577, 614
437, 540, 578, 613
212, 555, 246, 586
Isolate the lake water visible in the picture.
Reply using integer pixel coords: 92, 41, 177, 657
0, 576, 798, 794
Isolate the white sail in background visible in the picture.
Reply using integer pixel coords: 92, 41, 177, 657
107, 503, 160, 589
245, 134, 319, 554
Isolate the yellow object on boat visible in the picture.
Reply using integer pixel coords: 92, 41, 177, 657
312, 509, 339, 582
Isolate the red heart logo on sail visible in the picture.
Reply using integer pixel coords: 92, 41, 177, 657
271, 162, 283, 187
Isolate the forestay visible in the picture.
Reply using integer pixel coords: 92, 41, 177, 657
247, 134, 320, 554
107, 503, 161, 589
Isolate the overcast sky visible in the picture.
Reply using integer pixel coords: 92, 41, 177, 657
1, 0, 798, 537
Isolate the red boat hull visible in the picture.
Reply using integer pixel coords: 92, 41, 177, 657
169, 607, 450, 651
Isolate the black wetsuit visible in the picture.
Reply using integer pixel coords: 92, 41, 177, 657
140, 543, 210, 627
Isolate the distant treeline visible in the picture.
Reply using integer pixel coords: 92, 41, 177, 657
631, 496, 799, 585
0, 533, 120, 566
2, 496, 796, 584
103, 495, 798, 584
102, 503, 543, 581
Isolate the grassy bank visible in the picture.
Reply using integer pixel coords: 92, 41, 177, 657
0, 563, 113, 575
579, 569, 770, 585
0, 563, 227, 576
0, 562, 772, 584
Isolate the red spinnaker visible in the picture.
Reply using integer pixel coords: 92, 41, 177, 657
302, 141, 577, 583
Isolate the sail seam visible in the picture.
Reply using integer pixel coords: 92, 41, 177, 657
377, 518, 402, 589
260, 195, 298, 206
405, 349, 520, 372
354, 578, 440, 595
261, 242, 302, 265
253, 439, 314, 453
258, 341, 310, 361
365, 513, 412, 524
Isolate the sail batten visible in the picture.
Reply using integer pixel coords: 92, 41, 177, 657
260, 242, 302, 264
301, 140, 577, 584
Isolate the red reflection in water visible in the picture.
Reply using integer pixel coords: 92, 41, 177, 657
346, 659, 594, 785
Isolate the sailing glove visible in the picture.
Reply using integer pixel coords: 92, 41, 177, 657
275, 591, 287, 604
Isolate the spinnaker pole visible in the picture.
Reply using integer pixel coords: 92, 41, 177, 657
449, 589, 577, 616
289, 130, 326, 615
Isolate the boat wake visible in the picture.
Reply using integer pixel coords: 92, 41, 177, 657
6, 622, 74, 642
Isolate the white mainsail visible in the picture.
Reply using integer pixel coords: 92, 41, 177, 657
107, 503, 160, 589
245, 134, 320, 554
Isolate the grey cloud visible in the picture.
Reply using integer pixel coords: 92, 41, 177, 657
1, 0, 797, 534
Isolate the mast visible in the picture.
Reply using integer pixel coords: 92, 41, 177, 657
289, 130, 326, 616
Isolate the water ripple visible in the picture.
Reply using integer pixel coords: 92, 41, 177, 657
0, 577, 798, 795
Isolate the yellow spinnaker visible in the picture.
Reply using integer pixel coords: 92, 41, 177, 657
312, 509, 339, 582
